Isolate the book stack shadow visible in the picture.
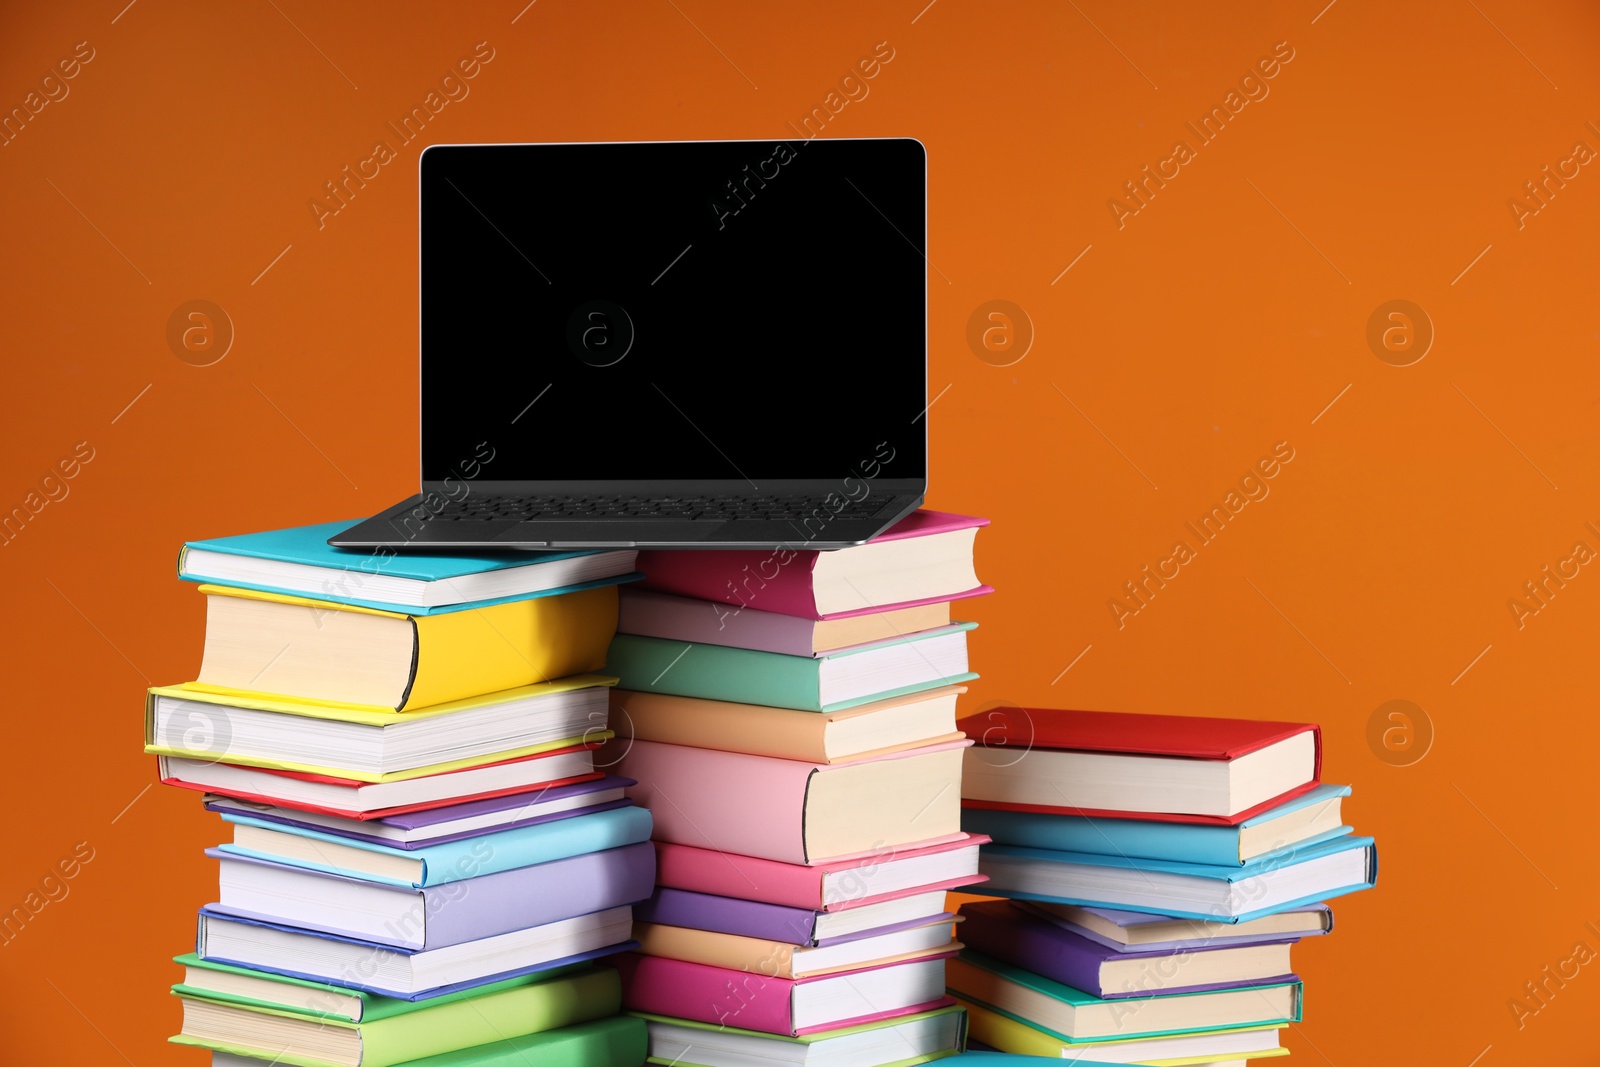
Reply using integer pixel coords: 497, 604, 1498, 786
951, 708, 1379, 1065
148, 521, 665, 1067
600, 511, 996, 1067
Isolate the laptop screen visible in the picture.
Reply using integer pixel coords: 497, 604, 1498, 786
419, 139, 927, 485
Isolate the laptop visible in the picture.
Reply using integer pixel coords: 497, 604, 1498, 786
330, 137, 929, 551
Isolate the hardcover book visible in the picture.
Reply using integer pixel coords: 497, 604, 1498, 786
180, 520, 640, 613
957, 900, 1295, 999
652, 836, 988, 910
614, 739, 968, 864
606, 625, 976, 713
636, 510, 990, 620
209, 842, 655, 949
192, 583, 618, 712
961, 707, 1321, 823
977, 834, 1378, 923
962, 784, 1353, 866
170, 963, 620, 1067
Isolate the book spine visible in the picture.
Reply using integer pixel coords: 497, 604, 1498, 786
607, 636, 823, 710
635, 888, 818, 944
619, 591, 819, 655
958, 907, 1107, 996
963, 809, 1241, 866
359, 968, 620, 1065
653, 843, 822, 910
636, 549, 823, 618
412, 806, 653, 885
423, 844, 655, 949
616, 953, 797, 1034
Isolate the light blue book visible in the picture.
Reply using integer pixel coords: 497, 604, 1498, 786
605, 623, 978, 712
179, 520, 642, 614
978, 834, 1377, 924
218, 804, 653, 888
964, 783, 1353, 867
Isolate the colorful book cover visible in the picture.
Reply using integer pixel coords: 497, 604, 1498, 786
208, 842, 655, 949
158, 745, 605, 820
197, 908, 640, 1000
961, 784, 1353, 866
615, 952, 956, 1036
635, 887, 951, 947
1029, 903, 1333, 953
960, 708, 1322, 826
192, 583, 619, 712
606, 626, 977, 713
203, 777, 635, 850
171, 954, 588, 1022
170, 964, 621, 1066
957, 900, 1297, 999
218, 803, 654, 886
636, 510, 991, 620
634, 1004, 968, 1066
978, 835, 1378, 923
653, 835, 989, 911
180, 520, 642, 614
614, 739, 969, 865
611, 685, 966, 764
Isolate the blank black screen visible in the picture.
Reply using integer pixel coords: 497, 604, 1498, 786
419, 139, 927, 483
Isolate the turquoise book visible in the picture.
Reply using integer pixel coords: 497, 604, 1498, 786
978, 834, 1377, 923
947, 949, 1303, 1044
179, 520, 641, 614
605, 624, 978, 712
218, 804, 654, 887
964, 784, 1353, 867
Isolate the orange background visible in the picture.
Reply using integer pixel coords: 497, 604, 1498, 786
3, 1, 1599, 1063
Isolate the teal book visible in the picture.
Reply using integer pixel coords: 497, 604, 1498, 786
218, 804, 654, 887
180, 520, 642, 614
963, 784, 1353, 867
605, 624, 978, 712
172, 953, 587, 1022
948, 949, 1302, 1044
979, 834, 1377, 923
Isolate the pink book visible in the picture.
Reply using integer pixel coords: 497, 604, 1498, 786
612, 738, 970, 865
635, 509, 991, 620
614, 951, 957, 1035
654, 834, 991, 911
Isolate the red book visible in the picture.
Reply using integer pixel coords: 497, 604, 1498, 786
960, 708, 1320, 826
157, 742, 604, 819
636, 509, 991, 620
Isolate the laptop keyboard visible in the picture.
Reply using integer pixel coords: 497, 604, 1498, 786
430, 493, 891, 522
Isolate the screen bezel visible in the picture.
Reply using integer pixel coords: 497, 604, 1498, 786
416, 137, 929, 492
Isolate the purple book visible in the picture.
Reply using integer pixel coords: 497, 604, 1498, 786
960, 900, 1298, 1000
208, 841, 655, 950
634, 887, 952, 947
203, 776, 635, 849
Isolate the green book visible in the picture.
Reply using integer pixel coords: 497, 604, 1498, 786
632, 1006, 966, 1067
606, 624, 977, 712
172, 953, 586, 1022
390, 1017, 646, 1066
948, 950, 1302, 1044
171, 965, 622, 1067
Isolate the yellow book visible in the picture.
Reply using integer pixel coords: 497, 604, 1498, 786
952, 997, 1287, 1064
189, 583, 617, 712
143, 675, 617, 782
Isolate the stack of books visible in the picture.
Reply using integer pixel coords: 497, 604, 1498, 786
600, 511, 995, 1067
147, 521, 664, 1067
951, 708, 1379, 1065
